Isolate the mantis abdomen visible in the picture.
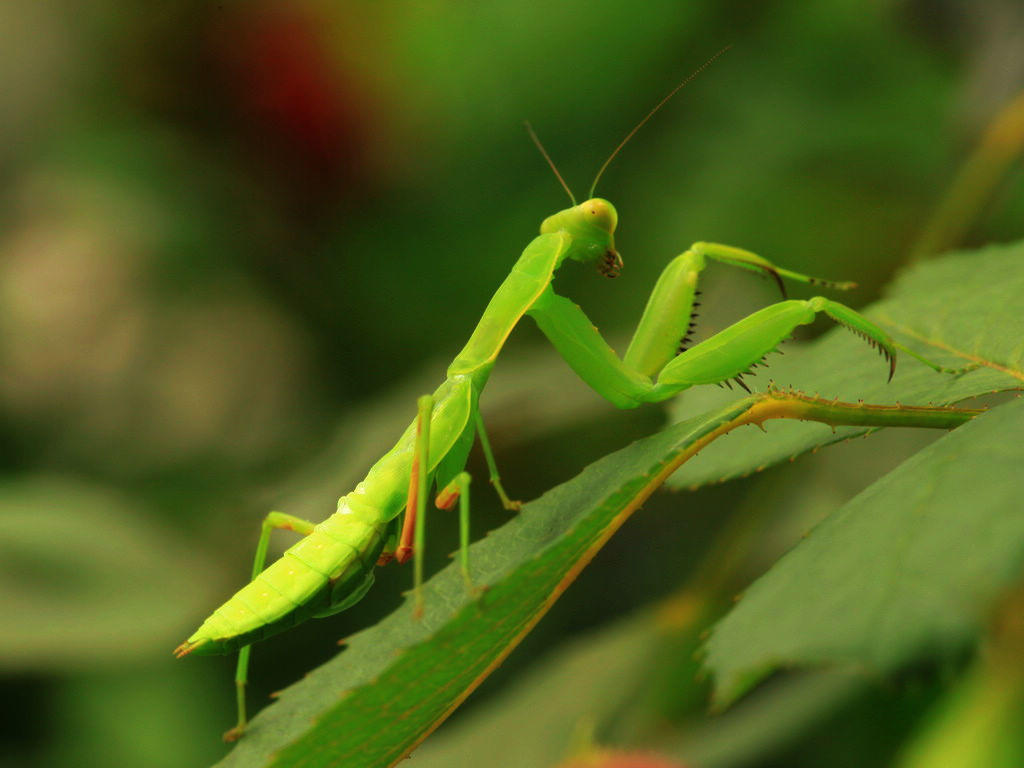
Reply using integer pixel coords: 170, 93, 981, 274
176, 374, 479, 659
181, 496, 390, 655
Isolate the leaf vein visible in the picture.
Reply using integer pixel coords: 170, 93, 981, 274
875, 314, 1024, 382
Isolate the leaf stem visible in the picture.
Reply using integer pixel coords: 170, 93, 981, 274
743, 389, 983, 431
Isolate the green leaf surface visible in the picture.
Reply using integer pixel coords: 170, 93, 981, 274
213, 398, 754, 768
704, 396, 1024, 708
207, 242, 1023, 767
213, 393, 973, 768
409, 611, 664, 768
667, 241, 1024, 490
411, 605, 864, 768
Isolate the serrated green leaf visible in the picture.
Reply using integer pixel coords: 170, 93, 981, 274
410, 612, 663, 768
212, 393, 974, 768
212, 398, 753, 768
207, 242, 1024, 767
411, 608, 864, 768
704, 397, 1024, 708
667, 241, 1024, 491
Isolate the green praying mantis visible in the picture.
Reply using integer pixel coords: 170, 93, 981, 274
174, 52, 973, 741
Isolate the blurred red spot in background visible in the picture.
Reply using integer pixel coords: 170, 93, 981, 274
212, 3, 377, 200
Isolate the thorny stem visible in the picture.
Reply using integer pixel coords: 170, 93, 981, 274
655, 389, 984, 637
745, 387, 983, 430
563, 390, 982, 636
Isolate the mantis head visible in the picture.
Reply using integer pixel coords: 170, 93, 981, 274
528, 49, 731, 280
540, 198, 623, 277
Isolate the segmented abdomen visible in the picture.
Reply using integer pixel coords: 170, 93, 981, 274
178, 374, 477, 658
182, 494, 388, 655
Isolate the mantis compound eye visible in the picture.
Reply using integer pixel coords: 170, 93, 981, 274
579, 198, 618, 233
599, 249, 623, 278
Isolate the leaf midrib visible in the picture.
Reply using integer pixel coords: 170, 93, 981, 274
876, 313, 1024, 382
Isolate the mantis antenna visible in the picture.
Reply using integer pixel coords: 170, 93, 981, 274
588, 45, 733, 199
524, 120, 577, 205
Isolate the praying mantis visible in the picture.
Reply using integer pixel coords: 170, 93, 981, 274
174, 51, 971, 741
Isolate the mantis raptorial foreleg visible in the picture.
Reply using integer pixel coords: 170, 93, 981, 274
224, 511, 318, 742
690, 242, 857, 295
621, 242, 855, 379
529, 242, 973, 409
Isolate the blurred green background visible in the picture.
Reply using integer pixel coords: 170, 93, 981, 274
1, 1, 1022, 766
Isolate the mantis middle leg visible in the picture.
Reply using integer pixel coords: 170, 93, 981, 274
396, 396, 480, 615
473, 411, 520, 511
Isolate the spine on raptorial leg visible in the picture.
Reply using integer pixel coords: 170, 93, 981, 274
175, 493, 391, 657
653, 300, 815, 390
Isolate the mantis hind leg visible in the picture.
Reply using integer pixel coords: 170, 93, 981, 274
225, 511, 317, 743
